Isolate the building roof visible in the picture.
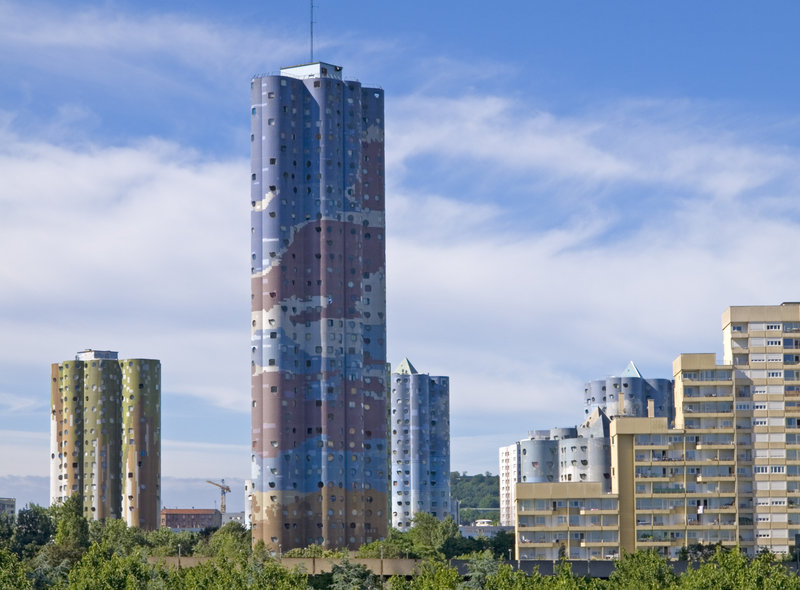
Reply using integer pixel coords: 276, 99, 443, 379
620, 361, 642, 378
394, 358, 418, 375
161, 508, 219, 515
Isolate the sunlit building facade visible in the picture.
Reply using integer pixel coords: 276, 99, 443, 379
49, 349, 161, 530
515, 303, 800, 560
502, 362, 671, 527
390, 359, 451, 531
249, 62, 388, 551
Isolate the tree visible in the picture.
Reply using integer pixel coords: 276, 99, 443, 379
410, 559, 460, 590
488, 531, 515, 560
679, 547, 800, 590
11, 503, 53, 559
145, 526, 198, 557
408, 512, 458, 558
484, 563, 543, 590
194, 521, 251, 560
53, 494, 90, 554
0, 547, 32, 590
450, 472, 501, 524
89, 518, 146, 557
66, 543, 172, 590
458, 550, 500, 590
180, 554, 248, 590
545, 559, 605, 590
441, 535, 485, 559
330, 559, 381, 590
248, 557, 310, 590
283, 543, 347, 558
609, 550, 677, 590
0, 512, 14, 551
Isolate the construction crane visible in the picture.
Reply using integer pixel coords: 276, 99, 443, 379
206, 479, 231, 514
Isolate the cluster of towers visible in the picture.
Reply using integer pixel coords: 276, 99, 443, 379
500, 362, 673, 526
507, 303, 800, 560
248, 62, 452, 551
47, 61, 453, 546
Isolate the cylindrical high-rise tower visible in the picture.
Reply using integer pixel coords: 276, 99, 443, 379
250, 62, 388, 551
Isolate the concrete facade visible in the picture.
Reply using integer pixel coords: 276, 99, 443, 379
249, 63, 388, 551
161, 508, 222, 532
499, 443, 519, 526
584, 362, 674, 424
390, 359, 451, 531
501, 363, 673, 527
515, 303, 800, 560
50, 350, 160, 529
0, 497, 14, 516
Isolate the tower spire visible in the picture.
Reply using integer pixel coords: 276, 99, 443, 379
310, 0, 315, 62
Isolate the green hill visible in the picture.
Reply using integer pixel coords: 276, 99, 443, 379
450, 471, 500, 525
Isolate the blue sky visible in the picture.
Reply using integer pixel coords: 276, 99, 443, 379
3, 0, 800, 510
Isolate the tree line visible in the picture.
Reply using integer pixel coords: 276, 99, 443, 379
3, 495, 800, 589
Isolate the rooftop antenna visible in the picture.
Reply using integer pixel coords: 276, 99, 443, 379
310, 0, 316, 62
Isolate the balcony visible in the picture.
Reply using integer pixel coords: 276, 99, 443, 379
696, 442, 735, 450
651, 487, 686, 495
696, 475, 735, 483
579, 508, 617, 516
581, 540, 618, 548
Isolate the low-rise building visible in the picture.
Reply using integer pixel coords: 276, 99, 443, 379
160, 508, 221, 532
0, 497, 15, 517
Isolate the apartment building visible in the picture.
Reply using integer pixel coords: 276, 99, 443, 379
516, 482, 620, 560
390, 359, 451, 531
503, 362, 671, 527
50, 350, 161, 529
249, 62, 388, 551
499, 443, 519, 526
515, 303, 800, 559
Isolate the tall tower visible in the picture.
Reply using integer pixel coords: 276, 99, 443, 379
249, 62, 388, 551
390, 359, 451, 531
49, 350, 161, 529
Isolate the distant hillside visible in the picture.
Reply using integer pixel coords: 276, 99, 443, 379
450, 471, 500, 525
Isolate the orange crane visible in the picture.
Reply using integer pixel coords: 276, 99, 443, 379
206, 479, 232, 514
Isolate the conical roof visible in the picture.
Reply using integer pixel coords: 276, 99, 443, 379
394, 358, 418, 375
620, 361, 642, 378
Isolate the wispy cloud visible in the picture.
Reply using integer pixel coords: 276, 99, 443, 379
384, 90, 800, 474
0, 392, 44, 414
3, 0, 800, 479
0, 1, 302, 77
388, 94, 800, 216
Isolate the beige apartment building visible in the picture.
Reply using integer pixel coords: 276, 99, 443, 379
516, 303, 800, 559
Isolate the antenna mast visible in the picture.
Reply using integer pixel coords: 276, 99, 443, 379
310, 0, 315, 62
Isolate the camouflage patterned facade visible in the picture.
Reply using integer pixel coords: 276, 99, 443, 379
249, 63, 388, 551
390, 359, 451, 531
50, 350, 161, 530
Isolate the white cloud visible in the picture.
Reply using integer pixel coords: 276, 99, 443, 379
0, 129, 249, 423
2, 1, 800, 479
0, 392, 44, 414
0, 1, 303, 79
385, 95, 800, 458
387, 93, 800, 211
